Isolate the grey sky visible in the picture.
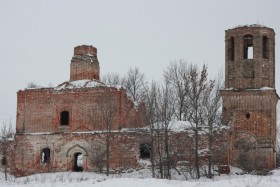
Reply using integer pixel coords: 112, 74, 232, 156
0, 0, 280, 126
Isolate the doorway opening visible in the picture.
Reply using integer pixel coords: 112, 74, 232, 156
73, 152, 83, 172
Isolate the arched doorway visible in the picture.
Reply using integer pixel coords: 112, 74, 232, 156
66, 144, 88, 172
233, 133, 257, 171
73, 152, 83, 172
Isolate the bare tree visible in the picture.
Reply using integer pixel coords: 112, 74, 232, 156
202, 73, 222, 178
185, 64, 213, 179
211, 142, 229, 175
93, 92, 118, 176
157, 82, 175, 179
90, 142, 106, 173
1, 121, 14, 181
102, 72, 125, 86
142, 82, 166, 178
146, 81, 175, 179
146, 83, 166, 178
141, 81, 159, 177
124, 67, 147, 104
164, 60, 190, 120
26, 82, 40, 88
102, 67, 147, 103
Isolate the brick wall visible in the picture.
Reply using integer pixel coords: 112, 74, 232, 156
70, 45, 100, 81
221, 89, 278, 170
2, 127, 229, 177
16, 87, 143, 134
10, 132, 142, 177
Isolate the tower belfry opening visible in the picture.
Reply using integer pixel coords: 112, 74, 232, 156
228, 36, 235, 61
263, 36, 269, 59
244, 35, 253, 59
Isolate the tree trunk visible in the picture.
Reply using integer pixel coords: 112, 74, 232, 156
106, 130, 110, 176
5, 160, 7, 181
195, 125, 200, 179
165, 128, 171, 179
4, 140, 7, 181
150, 130, 155, 178
157, 131, 163, 178
207, 129, 213, 178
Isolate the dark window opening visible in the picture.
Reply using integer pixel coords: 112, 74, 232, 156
244, 35, 253, 59
1, 157, 6, 165
73, 152, 83, 172
262, 36, 268, 59
228, 37, 235, 61
246, 112, 250, 119
41, 148, 50, 163
140, 143, 151, 159
60, 111, 69, 125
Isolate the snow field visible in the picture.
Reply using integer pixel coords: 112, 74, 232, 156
1, 168, 280, 187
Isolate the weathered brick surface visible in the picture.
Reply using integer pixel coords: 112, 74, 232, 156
74, 45, 97, 56
1, 128, 229, 177
225, 25, 275, 89
167, 128, 229, 168
6, 132, 142, 177
16, 87, 143, 134
70, 45, 100, 81
222, 25, 278, 170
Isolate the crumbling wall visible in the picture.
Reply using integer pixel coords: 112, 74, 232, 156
11, 131, 142, 177
221, 90, 278, 170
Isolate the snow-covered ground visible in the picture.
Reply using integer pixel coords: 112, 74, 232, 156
1, 167, 280, 187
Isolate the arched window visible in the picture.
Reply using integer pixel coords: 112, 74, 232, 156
228, 37, 235, 61
41, 148, 50, 163
262, 36, 268, 59
60, 111, 69, 125
244, 35, 253, 59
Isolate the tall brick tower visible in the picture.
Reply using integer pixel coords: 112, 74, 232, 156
70, 45, 100, 81
220, 25, 278, 171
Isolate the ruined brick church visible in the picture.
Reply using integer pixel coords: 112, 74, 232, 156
0, 25, 278, 176
11, 45, 146, 176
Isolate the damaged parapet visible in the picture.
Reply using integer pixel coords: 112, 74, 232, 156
70, 45, 100, 81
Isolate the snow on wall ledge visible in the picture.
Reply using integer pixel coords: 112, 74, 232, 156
55, 79, 107, 90
148, 120, 229, 133
24, 79, 124, 91
221, 87, 275, 91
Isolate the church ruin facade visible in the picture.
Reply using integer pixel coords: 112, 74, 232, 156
12, 45, 146, 176
0, 25, 278, 177
221, 25, 278, 171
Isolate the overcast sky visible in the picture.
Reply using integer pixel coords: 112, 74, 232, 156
0, 0, 280, 126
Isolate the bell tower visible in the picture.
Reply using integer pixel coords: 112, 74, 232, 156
225, 25, 275, 89
70, 45, 100, 81
221, 25, 278, 171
